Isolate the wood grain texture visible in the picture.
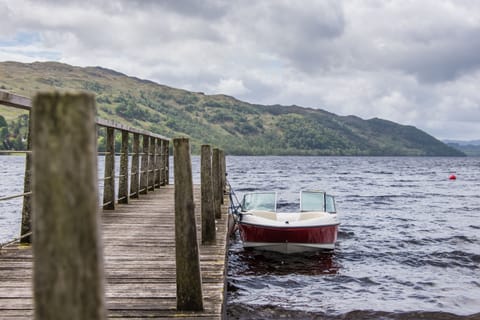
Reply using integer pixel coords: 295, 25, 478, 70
31, 91, 106, 320
20, 110, 33, 243
0, 185, 229, 319
200, 145, 215, 245
212, 148, 222, 219
130, 133, 140, 199
140, 135, 150, 195
104, 126, 116, 210
118, 131, 129, 204
173, 138, 203, 311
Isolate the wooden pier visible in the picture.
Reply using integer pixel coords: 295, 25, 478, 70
0, 186, 230, 319
0, 91, 230, 319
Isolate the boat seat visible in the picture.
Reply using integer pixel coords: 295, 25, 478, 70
299, 211, 326, 221
250, 210, 277, 221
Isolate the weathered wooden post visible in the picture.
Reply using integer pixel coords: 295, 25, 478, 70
219, 149, 226, 204
103, 127, 115, 210
140, 135, 149, 194
212, 148, 222, 219
148, 136, 155, 191
130, 133, 140, 199
201, 145, 216, 245
118, 130, 129, 204
155, 139, 161, 188
164, 141, 170, 185
159, 140, 165, 186
20, 110, 32, 243
174, 137, 203, 311
31, 91, 106, 320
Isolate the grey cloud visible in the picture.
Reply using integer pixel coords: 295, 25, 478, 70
348, 1, 480, 83
230, 1, 346, 72
234, 75, 281, 103
389, 28, 480, 82
0, 2, 15, 37
3, 0, 480, 139
150, 0, 228, 20
262, 1, 480, 83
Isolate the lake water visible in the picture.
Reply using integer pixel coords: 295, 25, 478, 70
226, 156, 480, 319
1, 156, 480, 319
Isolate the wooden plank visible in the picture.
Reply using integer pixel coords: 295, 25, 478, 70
96, 118, 169, 141
0, 185, 229, 319
0, 90, 32, 110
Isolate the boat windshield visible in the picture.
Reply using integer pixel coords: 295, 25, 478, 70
325, 194, 336, 213
300, 191, 336, 213
241, 192, 277, 212
300, 191, 325, 212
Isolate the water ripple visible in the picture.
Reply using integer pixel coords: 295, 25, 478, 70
226, 156, 480, 318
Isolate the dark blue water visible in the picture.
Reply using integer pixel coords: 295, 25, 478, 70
2, 156, 480, 319
225, 156, 480, 319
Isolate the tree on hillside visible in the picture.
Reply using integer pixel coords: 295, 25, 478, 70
0, 115, 9, 150
0, 115, 7, 127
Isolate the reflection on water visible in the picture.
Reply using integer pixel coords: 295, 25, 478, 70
226, 156, 480, 319
229, 233, 340, 277
2, 155, 480, 319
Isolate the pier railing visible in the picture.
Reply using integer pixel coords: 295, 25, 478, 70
0, 89, 228, 317
0, 90, 170, 244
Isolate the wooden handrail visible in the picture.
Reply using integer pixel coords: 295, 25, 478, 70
0, 91, 32, 110
0, 90, 171, 243
0, 90, 169, 142
0, 89, 228, 316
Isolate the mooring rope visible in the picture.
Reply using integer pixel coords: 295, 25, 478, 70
226, 179, 243, 224
0, 232, 32, 250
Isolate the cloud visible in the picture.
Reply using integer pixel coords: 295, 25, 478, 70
1, 0, 480, 139
213, 78, 249, 96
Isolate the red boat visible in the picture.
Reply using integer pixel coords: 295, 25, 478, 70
236, 191, 340, 254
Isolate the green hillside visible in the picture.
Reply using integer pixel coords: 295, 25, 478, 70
446, 142, 480, 156
0, 61, 464, 156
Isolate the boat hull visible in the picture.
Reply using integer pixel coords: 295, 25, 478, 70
238, 222, 339, 254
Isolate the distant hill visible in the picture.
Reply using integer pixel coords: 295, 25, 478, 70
0, 61, 464, 156
444, 139, 480, 146
444, 140, 480, 156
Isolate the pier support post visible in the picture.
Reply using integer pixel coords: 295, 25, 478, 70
140, 135, 149, 194
118, 130, 129, 204
173, 137, 203, 311
212, 148, 222, 219
164, 141, 170, 185
220, 149, 226, 203
155, 139, 161, 188
130, 133, 140, 198
148, 136, 155, 191
20, 110, 32, 243
103, 127, 115, 210
159, 140, 165, 186
201, 145, 216, 245
31, 91, 106, 320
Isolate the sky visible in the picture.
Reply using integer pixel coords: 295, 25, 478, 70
1, 0, 480, 140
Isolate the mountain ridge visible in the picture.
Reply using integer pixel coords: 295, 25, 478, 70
444, 140, 480, 156
0, 61, 464, 156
